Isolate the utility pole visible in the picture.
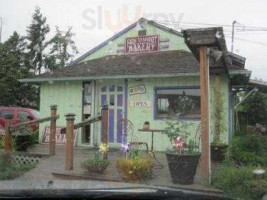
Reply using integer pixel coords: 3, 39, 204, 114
231, 20, 237, 52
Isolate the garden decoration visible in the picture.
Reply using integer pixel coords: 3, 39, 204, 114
81, 143, 110, 173
163, 121, 201, 185
211, 86, 228, 162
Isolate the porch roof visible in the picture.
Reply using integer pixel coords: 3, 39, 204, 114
20, 50, 250, 83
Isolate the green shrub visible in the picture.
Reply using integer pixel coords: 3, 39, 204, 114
230, 134, 267, 166
0, 152, 35, 180
212, 163, 267, 200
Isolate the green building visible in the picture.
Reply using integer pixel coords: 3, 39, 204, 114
21, 18, 251, 151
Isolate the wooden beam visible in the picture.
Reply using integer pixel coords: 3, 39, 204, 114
4, 114, 13, 153
9, 115, 60, 132
199, 46, 210, 180
49, 105, 57, 156
60, 116, 102, 134
65, 113, 75, 170
102, 105, 109, 159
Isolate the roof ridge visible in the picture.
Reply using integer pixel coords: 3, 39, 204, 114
67, 17, 183, 67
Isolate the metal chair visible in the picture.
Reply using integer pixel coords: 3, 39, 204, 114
118, 118, 149, 153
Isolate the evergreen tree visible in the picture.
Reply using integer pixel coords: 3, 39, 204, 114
47, 26, 78, 70
26, 7, 50, 74
0, 32, 39, 108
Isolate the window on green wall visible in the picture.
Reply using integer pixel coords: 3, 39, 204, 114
155, 87, 201, 119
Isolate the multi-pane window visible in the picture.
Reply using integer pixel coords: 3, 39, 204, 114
155, 87, 201, 119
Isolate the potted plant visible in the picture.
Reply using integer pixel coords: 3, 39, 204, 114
143, 121, 150, 130
163, 121, 201, 185
210, 86, 228, 162
81, 143, 110, 173
117, 143, 154, 182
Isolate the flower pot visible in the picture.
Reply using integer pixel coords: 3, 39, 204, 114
143, 125, 150, 130
84, 165, 108, 173
81, 161, 109, 173
165, 152, 201, 185
210, 144, 228, 162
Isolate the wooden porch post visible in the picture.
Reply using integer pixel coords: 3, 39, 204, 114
199, 46, 211, 180
49, 105, 57, 156
102, 105, 109, 159
65, 113, 75, 170
4, 114, 13, 153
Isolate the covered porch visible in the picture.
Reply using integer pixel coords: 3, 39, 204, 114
14, 144, 222, 195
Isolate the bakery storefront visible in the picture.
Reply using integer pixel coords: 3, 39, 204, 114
21, 18, 250, 151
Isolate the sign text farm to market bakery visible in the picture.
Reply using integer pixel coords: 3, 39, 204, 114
125, 35, 159, 54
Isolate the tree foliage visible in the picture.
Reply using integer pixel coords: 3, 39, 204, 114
240, 92, 267, 125
47, 26, 78, 70
0, 6, 79, 109
26, 7, 50, 75
0, 32, 39, 108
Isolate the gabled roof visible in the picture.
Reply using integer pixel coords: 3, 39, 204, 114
21, 50, 199, 82
67, 18, 183, 67
20, 50, 251, 83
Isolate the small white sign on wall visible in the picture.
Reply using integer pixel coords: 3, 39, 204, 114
129, 85, 146, 96
130, 101, 152, 107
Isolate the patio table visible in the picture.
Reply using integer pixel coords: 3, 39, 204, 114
138, 128, 166, 168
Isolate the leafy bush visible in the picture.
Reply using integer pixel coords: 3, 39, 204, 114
212, 163, 267, 200
116, 157, 154, 182
0, 152, 35, 180
230, 134, 267, 166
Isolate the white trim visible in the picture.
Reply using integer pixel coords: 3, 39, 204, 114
19, 73, 200, 83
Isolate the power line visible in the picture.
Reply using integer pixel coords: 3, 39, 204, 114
155, 20, 267, 30
225, 35, 267, 47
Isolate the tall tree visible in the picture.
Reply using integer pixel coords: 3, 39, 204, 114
0, 32, 39, 108
47, 26, 78, 70
26, 7, 50, 74
241, 92, 267, 125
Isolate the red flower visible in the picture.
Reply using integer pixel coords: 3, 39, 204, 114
172, 136, 186, 151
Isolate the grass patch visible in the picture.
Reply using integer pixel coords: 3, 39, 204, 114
212, 163, 267, 200
0, 152, 36, 180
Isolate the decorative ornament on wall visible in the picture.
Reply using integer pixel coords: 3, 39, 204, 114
129, 85, 146, 96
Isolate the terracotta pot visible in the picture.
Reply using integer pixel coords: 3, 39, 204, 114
143, 125, 150, 130
165, 152, 201, 185
84, 165, 108, 173
81, 161, 109, 173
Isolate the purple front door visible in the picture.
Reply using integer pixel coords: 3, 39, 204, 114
100, 84, 124, 144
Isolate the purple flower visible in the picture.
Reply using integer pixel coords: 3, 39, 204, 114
121, 143, 130, 153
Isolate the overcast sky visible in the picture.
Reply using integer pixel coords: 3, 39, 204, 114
1, 0, 267, 80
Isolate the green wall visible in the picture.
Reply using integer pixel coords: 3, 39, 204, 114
80, 23, 189, 62
127, 75, 230, 152
39, 75, 230, 151
39, 81, 83, 145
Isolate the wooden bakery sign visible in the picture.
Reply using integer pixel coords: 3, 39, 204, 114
125, 35, 159, 54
